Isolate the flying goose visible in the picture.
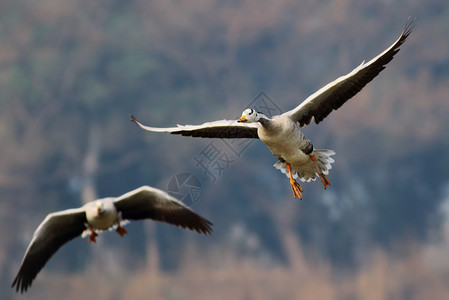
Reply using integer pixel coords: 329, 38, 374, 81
130, 20, 414, 199
12, 185, 213, 293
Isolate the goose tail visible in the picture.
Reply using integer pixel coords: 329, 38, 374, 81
314, 149, 336, 176
273, 150, 335, 182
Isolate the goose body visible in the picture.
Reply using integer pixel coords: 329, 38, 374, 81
257, 114, 322, 181
130, 20, 414, 198
83, 198, 118, 230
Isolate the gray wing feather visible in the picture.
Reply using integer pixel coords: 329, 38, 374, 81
113, 186, 213, 235
285, 19, 415, 127
12, 208, 87, 293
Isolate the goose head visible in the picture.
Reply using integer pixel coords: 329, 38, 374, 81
238, 109, 261, 123
96, 201, 105, 215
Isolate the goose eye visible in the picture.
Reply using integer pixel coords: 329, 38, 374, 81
248, 109, 253, 115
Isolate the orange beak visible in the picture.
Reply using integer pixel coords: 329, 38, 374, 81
238, 116, 247, 123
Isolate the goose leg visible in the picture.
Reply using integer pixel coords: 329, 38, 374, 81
88, 227, 98, 243
286, 163, 303, 199
115, 218, 128, 237
310, 154, 330, 189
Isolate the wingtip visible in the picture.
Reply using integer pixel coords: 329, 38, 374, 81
129, 114, 146, 129
204, 223, 214, 235
129, 114, 138, 124
403, 16, 417, 36
11, 278, 18, 293
11, 274, 30, 294
198, 219, 214, 235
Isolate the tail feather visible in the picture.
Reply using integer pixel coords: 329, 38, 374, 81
273, 150, 335, 182
316, 150, 335, 175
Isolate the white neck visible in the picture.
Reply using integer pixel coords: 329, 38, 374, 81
256, 112, 270, 121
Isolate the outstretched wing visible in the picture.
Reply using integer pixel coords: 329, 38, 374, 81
12, 208, 87, 293
113, 186, 213, 235
130, 115, 259, 139
285, 19, 414, 127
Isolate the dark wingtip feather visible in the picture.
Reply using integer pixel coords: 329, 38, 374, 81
129, 114, 139, 125
186, 216, 213, 235
396, 17, 415, 48
403, 17, 417, 38
11, 275, 19, 292
11, 273, 31, 293
199, 219, 213, 235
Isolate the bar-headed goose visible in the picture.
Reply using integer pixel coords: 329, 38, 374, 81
130, 20, 414, 199
12, 186, 212, 293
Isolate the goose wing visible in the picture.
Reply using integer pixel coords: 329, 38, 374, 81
12, 208, 87, 293
285, 19, 414, 127
113, 186, 213, 235
130, 115, 259, 139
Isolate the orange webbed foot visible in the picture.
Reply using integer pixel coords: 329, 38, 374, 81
319, 173, 330, 190
290, 179, 303, 199
115, 218, 128, 237
310, 153, 331, 190
116, 225, 128, 237
286, 163, 303, 199
89, 231, 98, 243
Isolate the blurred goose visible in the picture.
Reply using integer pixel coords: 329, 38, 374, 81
12, 185, 212, 293
130, 21, 413, 199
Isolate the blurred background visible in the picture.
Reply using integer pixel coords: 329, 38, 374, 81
2, 0, 449, 299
